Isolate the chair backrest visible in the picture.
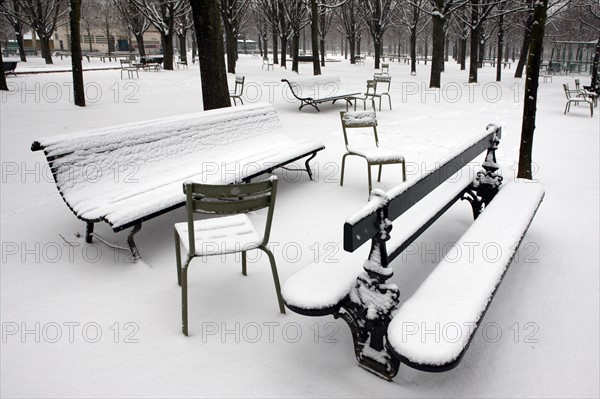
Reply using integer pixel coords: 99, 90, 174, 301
563, 84, 573, 99
575, 79, 580, 90
340, 111, 379, 149
183, 177, 278, 253
366, 79, 376, 96
120, 59, 131, 67
381, 63, 390, 74
234, 75, 245, 95
374, 75, 391, 93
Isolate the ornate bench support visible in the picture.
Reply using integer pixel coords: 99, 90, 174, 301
85, 222, 94, 243
335, 191, 401, 380
127, 223, 142, 261
463, 125, 503, 219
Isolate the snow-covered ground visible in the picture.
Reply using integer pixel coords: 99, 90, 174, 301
1, 54, 598, 398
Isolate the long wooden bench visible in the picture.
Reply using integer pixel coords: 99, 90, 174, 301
282, 124, 544, 380
31, 103, 325, 260
282, 76, 360, 112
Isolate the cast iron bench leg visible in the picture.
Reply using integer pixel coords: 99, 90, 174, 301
127, 223, 142, 261
85, 222, 94, 243
304, 152, 318, 180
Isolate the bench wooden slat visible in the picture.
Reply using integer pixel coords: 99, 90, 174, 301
387, 180, 545, 371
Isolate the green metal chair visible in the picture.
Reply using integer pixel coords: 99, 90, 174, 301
229, 75, 245, 106
373, 75, 392, 111
339, 111, 407, 197
346, 80, 376, 111
175, 176, 285, 336
563, 83, 593, 117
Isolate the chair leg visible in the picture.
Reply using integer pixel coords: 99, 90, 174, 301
402, 160, 407, 181
260, 247, 285, 314
242, 251, 247, 276
175, 229, 182, 286
388, 94, 392, 110
367, 162, 373, 197
340, 153, 349, 186
377, 164, 382, 182
181, 265, 189, 336
564, 102, 569, 114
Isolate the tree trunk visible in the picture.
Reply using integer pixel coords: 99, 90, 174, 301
272, 31, 278, 64
514, 10, 533, 78
189, 0, 231, 110
161, 32, 174, 70
374, 38, 381, 69
349, 36, 355, 64
135, 33, 146, 57
192, 34, 197, 63
429, 13, 444, 88
518, 0, 548, 179
69, 0, 85, 107
258, 33, 263, 57
410, 26, 417, 74
292, 31, 300, 73
39, 35, 53, 64
310, 0, 321, 75
0, 51, 8, 91
179, 33, 188, 64
16, 31, 27, 62
280, 36, 287, 68
496, 13, 503, 82
357, 36, 361, 57
589, 38, 600, 92
468, 1, 479, 83
320, 38, 325, 66
225, 23, 236, 73
105, 27, 113, 57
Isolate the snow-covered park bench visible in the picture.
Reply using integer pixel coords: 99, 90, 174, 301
30, 104, 325, 260
281, 76, 360, 112
282, 124, 545, 380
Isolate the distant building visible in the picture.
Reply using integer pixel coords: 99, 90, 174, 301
53, 25, 163, 55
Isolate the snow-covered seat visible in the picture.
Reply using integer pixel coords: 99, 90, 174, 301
281, 76, 361, 112
31, 103, 325, 259
339, 111, 406, 197
387, 180, 545, 372
281, 124, 545, 380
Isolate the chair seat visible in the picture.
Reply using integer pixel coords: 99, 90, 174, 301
347, 146, 404, 162
175, 214, 262, 256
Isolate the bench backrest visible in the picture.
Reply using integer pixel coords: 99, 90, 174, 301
31, 103, 286, 195
283, 76, 344, 100
344, 125, 501, 255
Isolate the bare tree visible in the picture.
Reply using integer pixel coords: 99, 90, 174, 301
189, 0, 230, 110
253, 0, 280, 63
518, 0, 548, 179
337, 0, 361, 63
94, 0, 122, 57
398, 0, 430, 74
426, 0, 466, 87
114, 0, 151, 56
81, 1, 97, 53
131, 0, 188, 70
221, 0, 249, 73
357, 0, 397, 69
281, 0, 308, 72
174, 6, 192, 64
0, 0, 27, 61
3, 0, 68, 64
